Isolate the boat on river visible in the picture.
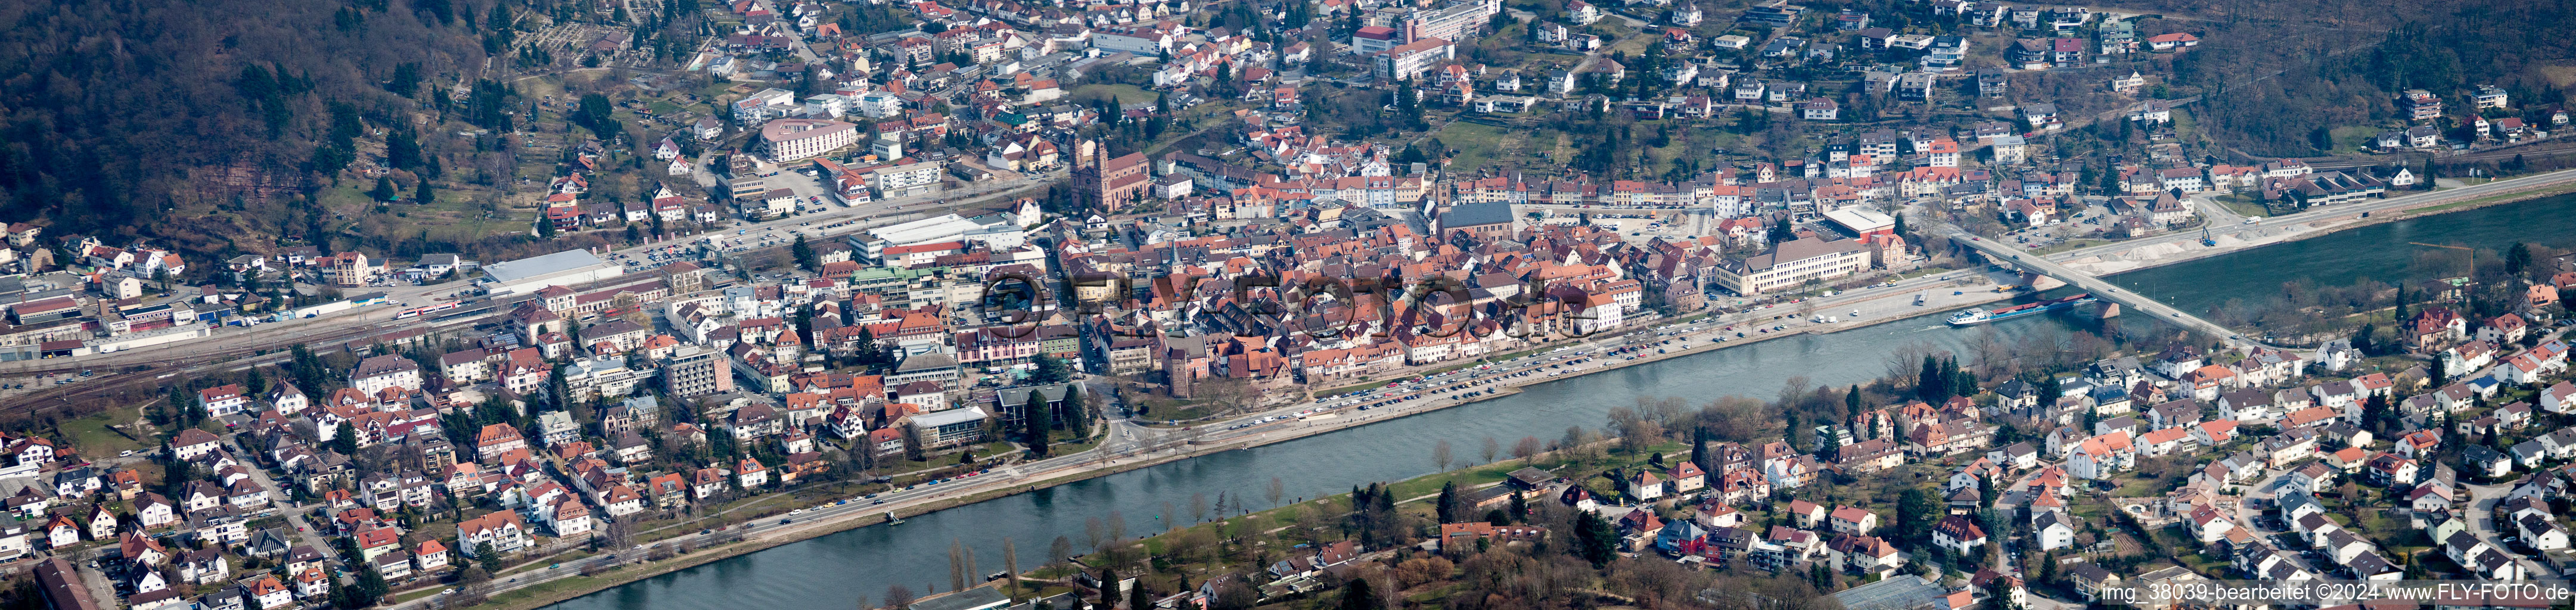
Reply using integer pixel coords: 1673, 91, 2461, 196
1946, 293, 2098, 326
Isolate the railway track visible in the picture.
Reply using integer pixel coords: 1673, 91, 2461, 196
0, 306, 515, 415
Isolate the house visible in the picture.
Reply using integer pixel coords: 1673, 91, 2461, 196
2033, 510, 2075, 551
2146, 32, 2198, 51
1802, 98, 1839, 121
1788, 500, 1827, 528
2464, 444, 2513, 478
2067, 564, 2117, 601
2186, 505, 2234, 543
1931, 515, 1986, 554
1626, 470, 1664, 500
1829, 506, 1878, 534
1827, 533, 1902, 574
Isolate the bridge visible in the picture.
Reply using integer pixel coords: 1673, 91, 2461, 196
1947, 231, 2260, 348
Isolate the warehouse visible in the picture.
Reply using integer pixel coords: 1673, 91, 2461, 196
480, 250, 624, 296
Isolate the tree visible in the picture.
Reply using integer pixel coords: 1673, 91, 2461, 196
1048, 536, 1074, 568
368, 176, 399, 202
1573, 510, 1618, 566
1480, 435, 1499, 465
949, 539, 969, 593
793, 235, 817, 270
1003, 537, 1021, 602
1337, 577, 1381, 610
1845, 385, 1864, 427
1267, 477, 1285, 508
1435, 481, 1462, 523
900, 425, 926, 461
1784, 409, 1806, 453
1433, 439, 1453, 471
1031, 354, 1074, 384
1066, 388, 1093, 440
475, 541, 502, 571
349, 564, 390, 607
331, 421, 358, 455
1896, 487, 1939, 543
887, 584, 916, 610
1023, 392, 1053, 456
1512, 436, 1542, 461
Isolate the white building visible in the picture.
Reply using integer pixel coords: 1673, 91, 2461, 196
479, 250, 624, 296
1705, 237, 1871, 295
869, 161, 944, 198
758, 119, 859, 162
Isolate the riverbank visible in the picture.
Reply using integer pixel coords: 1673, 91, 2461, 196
478, 279, 2040, 609
479, 281, 2023, 610
2065, 170, 2576, 276
512, 172, 2576, 610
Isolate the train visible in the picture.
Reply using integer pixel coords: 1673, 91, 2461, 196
391, 301, 461, 320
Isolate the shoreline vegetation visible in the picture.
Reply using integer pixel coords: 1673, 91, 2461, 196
475, 179, 2576, 610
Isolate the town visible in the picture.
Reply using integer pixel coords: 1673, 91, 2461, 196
4, 0, 2576, 607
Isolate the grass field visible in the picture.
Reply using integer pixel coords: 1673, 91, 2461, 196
2326, 125, 2381, 154
1072, 83, 1159, 106
1436, 120, 1561, 172
57, 407, 145, 456
2210, 192, 2274, 217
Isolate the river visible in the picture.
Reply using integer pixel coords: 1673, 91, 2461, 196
545, 195, 2576, 610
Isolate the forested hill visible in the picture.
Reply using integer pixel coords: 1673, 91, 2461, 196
2154, 0, 2576, 155
0, 0, 490, 255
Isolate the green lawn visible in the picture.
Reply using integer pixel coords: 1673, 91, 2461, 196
2325, 126, 2381, 154
1071, 83, 1158, 105
1434, 120, 1542, 173
2210, 192, 2276, 217
58, 409, 144, 456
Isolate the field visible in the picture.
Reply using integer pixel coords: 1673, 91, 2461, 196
1435, 121, 1554, 172
1072, 83, 1160, 106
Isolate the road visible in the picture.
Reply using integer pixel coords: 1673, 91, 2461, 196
2043, 168, 2576, 264
2463, 480, 2550, 579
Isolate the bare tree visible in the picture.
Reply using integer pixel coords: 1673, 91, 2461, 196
1190, 492, 1208, 523
950, 540, 968, 593
1266, 477, 1285, 508
1885, 341, 1936, 387
1480, 435, 1499, 465
1048, 536, 1074, 569
1512, 435, 1542, 461
886, 585, 916, 610
1107, 511, 1127, 541
1433, 439, 1453, 471
1003, 537, 1020, 601
1085, 516, 1108, 551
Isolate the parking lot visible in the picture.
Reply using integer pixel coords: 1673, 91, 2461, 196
1539, 214, 1704, 243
